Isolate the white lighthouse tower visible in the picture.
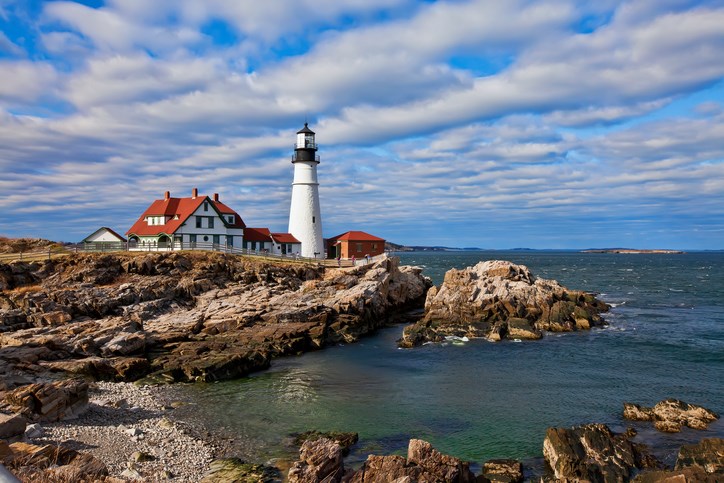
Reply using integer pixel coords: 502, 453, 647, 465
288, 123, 324, 258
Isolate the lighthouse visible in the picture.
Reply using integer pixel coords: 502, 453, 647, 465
288, 123, 324, 258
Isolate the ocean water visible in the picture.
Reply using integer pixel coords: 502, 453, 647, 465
177, 251, 724, 472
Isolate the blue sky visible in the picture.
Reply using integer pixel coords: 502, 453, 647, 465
1, 0, 723, 249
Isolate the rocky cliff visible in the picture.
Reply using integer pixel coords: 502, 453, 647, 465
399, 260, 608, 347
0, 252, 431, 390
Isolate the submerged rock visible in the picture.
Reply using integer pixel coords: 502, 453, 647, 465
291, 430, 359, 456
398, 260, 608, 347
623, 399, 719, 432
481, 459, 524, 482
201, 458, 280, 483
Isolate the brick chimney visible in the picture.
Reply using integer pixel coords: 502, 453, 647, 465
192, 188, 198, 199
213, 193, 219, 202
164, 191, 170, 201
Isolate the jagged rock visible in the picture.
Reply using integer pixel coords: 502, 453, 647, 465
350, 439, 475, 483
675, 438, 723, 474
407, 439, 475, 482
481, 459, 523, 482
399, 260, 607, 347
543, 423, 661, 482
623, 402, 655, 421
288, 437, 344, 483
0, 412, 26, 439
3, 380, 88, 422
623, 399, 719, 432
349, 455, 415, 482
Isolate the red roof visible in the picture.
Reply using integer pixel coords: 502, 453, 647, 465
328, 230, 385, 242
271, 233, 300, 244
126, 193, 246, 236
244, 227, 272, 242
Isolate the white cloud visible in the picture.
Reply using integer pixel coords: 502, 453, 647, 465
0, 61, 57, 103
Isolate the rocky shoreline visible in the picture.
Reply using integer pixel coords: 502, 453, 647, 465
1, 250, 722, 481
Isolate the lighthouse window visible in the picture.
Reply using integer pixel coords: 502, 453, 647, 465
312, 216, 315, 223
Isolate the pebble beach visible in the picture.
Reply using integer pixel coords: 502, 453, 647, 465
29, 382, 222, 482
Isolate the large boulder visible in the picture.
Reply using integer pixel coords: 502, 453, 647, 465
543, 423, 661, 482
399, 260, 607, 347
623, 399, 719, 432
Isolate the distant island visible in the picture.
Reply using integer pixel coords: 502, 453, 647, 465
581, 248, 685, 254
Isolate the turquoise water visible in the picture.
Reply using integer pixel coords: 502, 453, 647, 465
179, 251, 724, 470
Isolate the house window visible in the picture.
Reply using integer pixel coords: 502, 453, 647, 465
203, 235, 209, 242
189, 234, 197, 247
242, 240, 248, 249
204, 202, 209, 212
208, 217, 214, 229
196, 216, 202, 228
356, 243, 363, 252
372, 243, 378, 250
228, 215, 234, 224
227, 236, 233, 247
251, 241, 257, 250
213, 235, 220, 245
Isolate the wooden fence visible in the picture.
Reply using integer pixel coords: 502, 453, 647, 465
0, 242, 363, 267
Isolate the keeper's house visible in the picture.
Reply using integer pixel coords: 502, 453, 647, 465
82, 227, 126, 250
126, 189, 245, 249
327, 231, 385, 259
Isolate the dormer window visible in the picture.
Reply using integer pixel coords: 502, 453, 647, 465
204, 201, 209, 212
227, 215, 234, 224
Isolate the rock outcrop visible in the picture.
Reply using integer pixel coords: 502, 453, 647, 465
399, 260, 608, 347
623, 399, 719, 432
0, 252, 431, 388
543, 423, 661, 482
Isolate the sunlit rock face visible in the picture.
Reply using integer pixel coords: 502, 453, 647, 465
0, 252, 431, 385
398, 260, 608, 347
